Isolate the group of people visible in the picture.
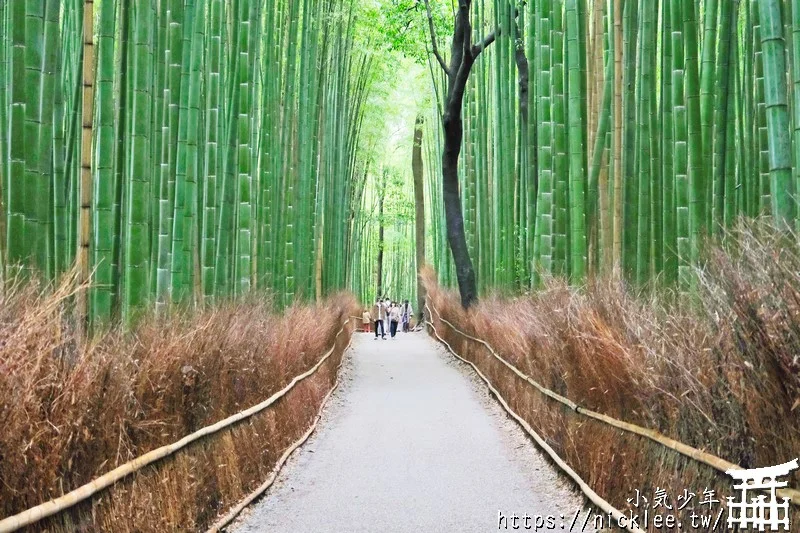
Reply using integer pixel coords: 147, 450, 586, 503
362, 298, 414, 339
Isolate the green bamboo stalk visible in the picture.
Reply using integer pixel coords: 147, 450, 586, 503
280, 0, 300, 304
793, 0, 800, 229
660, 0, 676, 284
744, 1, 757, 217
214, 0, 236, 298
7, 0, 27, 268
155, 0, 183, 312
621, 0, 637, 279
566, 0, 587, 281
0, 0, 6, 277
91, 0, 117, 323
724, 32, 740, 228
754, 2, 771, 215
759, 0, 796, 226
650, 0, 662, 278
170, 0, 197, 303
671, 0, 691, 288
549, 0, 566, 279
25, 1, 45, 272
525, 0, 538, 286
711, 0, 735, 234
64, 3, 82, 274
52, 16, 67, 279
181, 0, 205, 301
699, 0, 718, 230
296, 0, 319, 297
590, 36, 613, 275
123, 0, 153, 324
38, 0, 59, 281
683, 0, 702, 279
112, 0, 130, 307
534, 0, 554, 280
201, 0, 222, 303
635, 0, 655, 285
235, 0, 253, 295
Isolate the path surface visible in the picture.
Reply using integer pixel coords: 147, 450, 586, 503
232, 331, 593, 533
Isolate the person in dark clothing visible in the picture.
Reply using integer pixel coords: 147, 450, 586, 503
401, 300, 413, 332
389, 301, 401, 338
372, 298, 386, 339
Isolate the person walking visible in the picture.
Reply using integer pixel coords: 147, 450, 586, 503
389, 302, 401, 338
401, 299, 413, 332
361, 308, 372, 333
372, 298, 386, 339
383, 297, 391, 336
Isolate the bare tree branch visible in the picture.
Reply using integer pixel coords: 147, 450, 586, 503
471, 5, 522, 59
423, 0, 450, 74
509, 9, 528, 121
471, 29, 498, 58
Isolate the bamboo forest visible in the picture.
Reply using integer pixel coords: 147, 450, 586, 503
2, 0, 800, 319
5, 1, 800, 531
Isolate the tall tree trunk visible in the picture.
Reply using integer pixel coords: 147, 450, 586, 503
376, 172, 385, 298
442, 99, 477, 306
412, 115, 426, 322
424, 0, 505, 308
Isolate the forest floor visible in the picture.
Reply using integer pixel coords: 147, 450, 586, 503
230, 330, 593, 533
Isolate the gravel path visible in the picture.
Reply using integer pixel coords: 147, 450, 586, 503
231, 331, 594, 533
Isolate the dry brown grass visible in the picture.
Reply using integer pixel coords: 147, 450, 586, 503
424, 222, 800, 530
0, 273, 357, 531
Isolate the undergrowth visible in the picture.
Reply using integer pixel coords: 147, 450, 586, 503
0, 274, 357, 530
424, 222, 799, 529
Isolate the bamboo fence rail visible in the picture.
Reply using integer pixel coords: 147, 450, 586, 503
426, 302, 800, 505
426, 315, 640, 532
0, 320, 352, 533
206, 331, 354, 532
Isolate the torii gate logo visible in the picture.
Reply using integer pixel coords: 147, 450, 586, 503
725, 459, 798, 531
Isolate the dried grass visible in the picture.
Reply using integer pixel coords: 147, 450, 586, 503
424, 221, 800, 530
0, 273, 357, 531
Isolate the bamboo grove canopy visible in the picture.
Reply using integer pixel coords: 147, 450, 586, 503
418, 0, 800, 294
4, 0, 800, 321
0, 0, 372, 325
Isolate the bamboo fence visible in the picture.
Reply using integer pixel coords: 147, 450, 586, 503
0, 320, 352, 533
426, 314, 640, 532
426, 302, 800, 505
206, 331, 352, 532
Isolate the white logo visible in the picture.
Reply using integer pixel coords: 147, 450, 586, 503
725, 459, 798, 531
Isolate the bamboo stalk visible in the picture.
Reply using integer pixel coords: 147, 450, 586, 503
91, 0, 117, 324
566, 0, 587, 281
611, 0, 623, 277
77, 0, 94, 332
635, 0, 655, 285
122, 0, 153, 325
759, 0, 796, 226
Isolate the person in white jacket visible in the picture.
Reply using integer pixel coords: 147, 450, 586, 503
389, 302, 402, 338
383, 297, 391, 335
